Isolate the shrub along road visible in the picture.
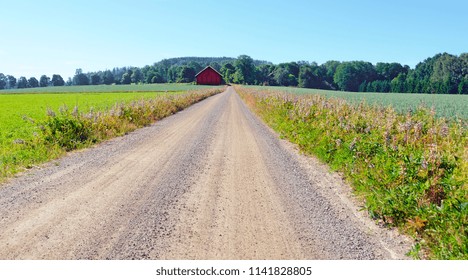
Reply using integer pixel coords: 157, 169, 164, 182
0, 87, 411, 259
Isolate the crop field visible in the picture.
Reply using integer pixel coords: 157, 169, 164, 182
0, 83, 217, 94
0, 91, 174, 146
248, 86, 468, 120
0, 85, 222, 180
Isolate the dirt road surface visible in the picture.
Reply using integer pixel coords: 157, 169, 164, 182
0, 87, 411, 259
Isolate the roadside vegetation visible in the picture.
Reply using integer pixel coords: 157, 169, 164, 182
236, 85, 467, 259
248, 86, 468, 120
0, 86, 223, 182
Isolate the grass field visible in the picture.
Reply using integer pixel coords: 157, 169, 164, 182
0, 84, 222, 180
247, 86, 468, 120
0, 91, 176, 148
0, 83, 217, 94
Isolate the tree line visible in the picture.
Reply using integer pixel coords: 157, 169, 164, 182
1, 52, 467, 94
0, 74, 65, 89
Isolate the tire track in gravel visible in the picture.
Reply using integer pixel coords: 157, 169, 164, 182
0, 87, 411, 259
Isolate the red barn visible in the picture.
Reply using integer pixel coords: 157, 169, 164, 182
195, 66, 223, 85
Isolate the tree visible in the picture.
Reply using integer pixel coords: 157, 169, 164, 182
273, 67, 291, 86
145, 71, 156, 83
334, 63, 358, 91
188, 61, 203, 74
233, 55, 256, 84
209, 62, 221, 72
102, 70, 115, 85
391, 73, 407, 93
375, 62, 406, 81
380, 80, 391, 92
334, 61, 376, 91
51, 74, 65, 86
151, 74, 164, 83
28, 77, 39, 88
17, 77, 28, 88
299, 64, 324, 89
131, 68, 143, 84
220, 63, 236, 83
322, 60, 341, 88
359, 81, 368, 92
287, 74, 298, 87
73, 69, 89, 85
177, 66, 196, 83
272, 63, 299, 86
461, 53, 468, 78
121, 72, 132, 84
430, 53, 463, 94
111, 67, 127, 84
280, 62, 299, 77
255, 64, 275, 85
90, 73, 101, 85
167, 66, 178, 83
6, 75, 16, 88
458, 78, 468, 94
39, 75, 50, 87
0, 73, 6, 90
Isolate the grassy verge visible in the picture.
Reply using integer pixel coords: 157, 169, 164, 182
0, 87, 223, 182
236, 85, 467, 259
245, 85, 468, 120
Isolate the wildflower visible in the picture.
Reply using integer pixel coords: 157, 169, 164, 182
398, 121, 413, 133
72, 106, 79, 117
349, 137, 357, 151
384, 130, 391, 145
421, 158, 428, 170
414, 122, 423, 133
46, 108, 56, 117
22, 115, 35, 124
439, 124, 449, 138
13, 139, 25, 144
335, 139, 342, 147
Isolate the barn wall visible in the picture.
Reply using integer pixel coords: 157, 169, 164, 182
196, 68, 222, 85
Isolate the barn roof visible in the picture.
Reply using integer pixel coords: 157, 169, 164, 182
195, 66, 223, 77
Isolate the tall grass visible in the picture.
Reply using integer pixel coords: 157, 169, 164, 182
236, 85, 467, 259
0, 88, 223, 181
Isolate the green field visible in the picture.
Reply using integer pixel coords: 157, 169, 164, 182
0, 91, 174, 145
248, 86, 468, 120
0, 83, 216, 94
0, 84, 221, 179
0, 84, 223, 143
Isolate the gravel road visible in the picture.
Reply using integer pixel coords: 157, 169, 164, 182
0, 87, 411, 259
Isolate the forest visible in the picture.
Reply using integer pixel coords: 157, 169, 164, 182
1, 53, 467, 94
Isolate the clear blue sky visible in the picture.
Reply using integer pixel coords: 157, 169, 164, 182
1, 0, 467, 79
